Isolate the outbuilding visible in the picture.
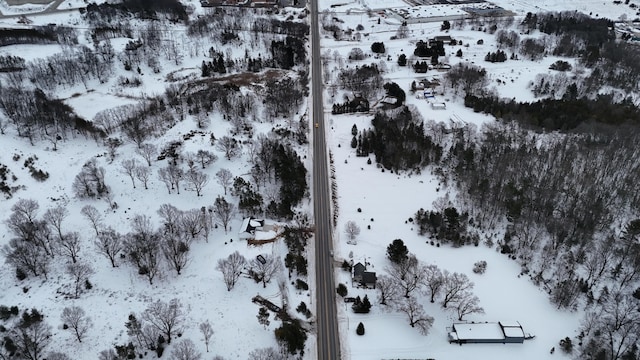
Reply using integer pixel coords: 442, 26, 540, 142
448, 321, 527, 344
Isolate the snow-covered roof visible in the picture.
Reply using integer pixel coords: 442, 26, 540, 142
499, 320, 522, 328
502, 325, 526, 338
452, 323, 506, 341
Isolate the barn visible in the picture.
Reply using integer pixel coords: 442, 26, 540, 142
448, 321, 526, 344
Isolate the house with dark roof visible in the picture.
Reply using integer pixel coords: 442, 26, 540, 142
352, 262, 377, 289
361, 271, 377, 289
352, 262, 366, 283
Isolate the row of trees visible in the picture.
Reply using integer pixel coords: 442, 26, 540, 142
2, 198, 237, 285
463, 93, 640, 131
0, 86, 101, 146
0, 303, 217, 360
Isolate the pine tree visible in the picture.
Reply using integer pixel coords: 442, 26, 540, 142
387, 239, 409, 264
356, 322, 365, 335
257, 307, 270, 329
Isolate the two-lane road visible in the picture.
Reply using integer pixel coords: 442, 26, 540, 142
310, 0, 341, 358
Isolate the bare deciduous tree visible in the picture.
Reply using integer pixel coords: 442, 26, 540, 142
170, 339, 201, 360
12, 311, 52, 360
57, 231, 82, 263
137, 143, 157, 166
142, 298, 185, 345
158, 204, 183, 234
250, 254, 282, 288
66, 261, 94, 298
579, 293, 640, 360
213, 196, 235, 233
344, 220, 361, 241
181, 209, 204, 240
80, 205, 102, 236
395, 296, 434, 335
247, 347, 285, 360
161, 232, 191, 275
215, 168, 233, 195
185, 169, 208, 196
451, 292, 484, 321
121, 158, 137, 188
98, 349, 118, 360
215, 136, 240, 160
6, 199, 54, 256
441, 271, 474, 308
195, 149, 217, 169
43, 205, 68, 241
199, 320, 214, 353
216, 251, 247, 291
94, 227, 123, 267
125, 215, 162, 285
2, 238, 50, 278
61, 306, 92, 342
422, 264, 444, 303
158, 167, 173, 194
167, 164, 184, 194
135, 165, 151, 189
387, 255, 423, 298
376, 274, 399, 306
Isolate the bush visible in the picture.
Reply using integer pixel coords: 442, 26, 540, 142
295, 279, 308, 291
0, 306, 14, 321
296, 302, 308, 314
356, 322, 365, 335
371, 42, 386, 54
341, 260, 352, 272
337, 283, 348, 297
549, 60, 572, 72
559, 337, 573, 353
473, 260, 487, 274
352, 295, 372, 313
15, 267, 26, 280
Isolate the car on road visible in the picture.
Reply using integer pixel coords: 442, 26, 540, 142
315, 122, 319, 128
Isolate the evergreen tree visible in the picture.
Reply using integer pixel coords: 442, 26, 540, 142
387, 239, 409, 264
398, 53, 407, 66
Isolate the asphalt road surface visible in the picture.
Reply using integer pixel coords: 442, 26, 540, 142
310, 0, 341, 358
0, 0, 73, 19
